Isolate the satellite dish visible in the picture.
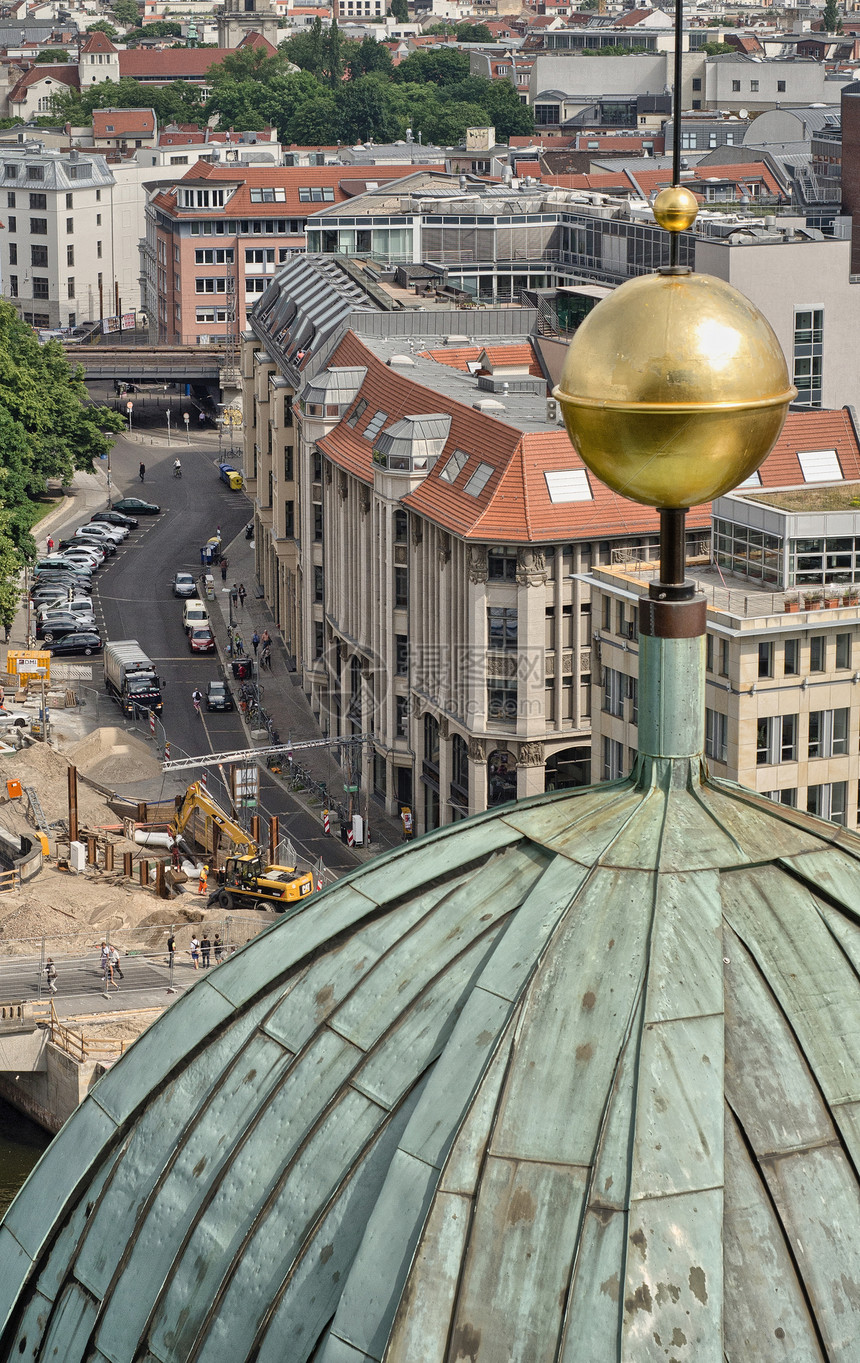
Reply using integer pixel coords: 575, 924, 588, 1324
738, 108, 749, 118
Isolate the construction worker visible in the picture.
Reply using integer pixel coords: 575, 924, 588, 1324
198, 863, 208, 896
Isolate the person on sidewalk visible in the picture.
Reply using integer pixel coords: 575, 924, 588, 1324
46, 536, 54, 554
238, 584, 247, 610
109, 945, 124, 981
214, 934, 223, 965
261, 629, 271, 648
44, 959, 57, 995
252, 631, 260, 657
167, 931, 176, 968
220, 557, 228, 582
190, 936, 200, 970
231, 584, 239, 610
200, 933, 211, 968
261, 645, 272, 672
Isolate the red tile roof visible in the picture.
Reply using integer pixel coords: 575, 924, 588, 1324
93, 107, 156, 136
756, 408, 860, 487
80, 29, 117, 52
541, 159, 786, 201
150, 161, 445, 218
418, 343, 544, 380
118, 36, 275, 82
8, 63, 79, 103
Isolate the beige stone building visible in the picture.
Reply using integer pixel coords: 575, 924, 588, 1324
588, 408, 860, 826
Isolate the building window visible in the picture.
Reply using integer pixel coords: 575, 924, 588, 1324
750, 80, 759, 92
808, 707, 849, 758
32, 277, 49, 299
29, 192, 46, 210
836, 632, 851, 669
31, 245, 47, 267
284, 446, 293, 481
809, 635, 825, 672
758, 641, 774, 678
314, 504, 323, 541
66, 244, 74, 267
440, 448, 469, 483
30, 218, 47, 235
65, 192, 72, 209
757, 713, 797, 765
807, 781, 847, 825
465, 462, 494, 498
5, 192, 13, 208
603, 666, 625, 718
346, 397, 366, 427
66, 217, 73, 233
194, 248, 234, 264
784, 638, 799, 675
602, 737, 624, 780
732, 80, 741, 92
692, 77, 701, 91
394, 510, 408, 543
777, 80, 786, 92
284, 500, 294, 537
488, 547, 517, 581
488, 607, 517, 652
67, 278, 75, 298
396, 694, 409, 737
394, 566, 408, 608
284, 396, 293, 426
395, 634, 408, 675
488, 679, 517, 723
364, 409, 387, 441
7, 217, 14, 233
719, 639, 730, 676
313, 565, 323, 602
8, 276, 17, 297
793, 308, 823, 409
96, 213, 101, 225
8, 243, 15, 265
705, 708, 728, 762
314, 621, 324, 659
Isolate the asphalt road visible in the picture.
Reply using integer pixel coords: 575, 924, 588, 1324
79, 432, 359, 874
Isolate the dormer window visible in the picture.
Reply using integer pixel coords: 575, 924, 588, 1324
180, 187, 226, 209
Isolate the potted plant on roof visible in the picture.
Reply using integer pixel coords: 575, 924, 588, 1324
784, 594, 800, 613
803, 589, 823, 610
843, 586, 860, 606
823, 586, 840, 608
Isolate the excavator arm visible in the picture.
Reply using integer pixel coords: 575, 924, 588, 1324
171, 781, 256, 858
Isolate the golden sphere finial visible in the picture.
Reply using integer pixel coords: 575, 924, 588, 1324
652, 184, 699, 233
552, 272, 796, 509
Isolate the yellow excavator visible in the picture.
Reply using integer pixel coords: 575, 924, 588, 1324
171, 782, 315, 912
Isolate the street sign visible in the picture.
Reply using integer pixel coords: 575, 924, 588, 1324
126, 401, 133, 412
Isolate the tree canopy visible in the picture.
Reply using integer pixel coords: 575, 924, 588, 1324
0, 302, 123, 578
34, 50, 70, 63
87, 19, 119, 38
112, 0, 142, 27
48, 29, 533, 144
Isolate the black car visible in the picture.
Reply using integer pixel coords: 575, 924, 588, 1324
31, 584, 92, 605
92, 510, 139, 530
206, 680, 234, 711
112, 497, 160, 515
37, 612, 96, 642
46, 631, 102, 657
73, 532, 116, 556
32, 573, 93, 593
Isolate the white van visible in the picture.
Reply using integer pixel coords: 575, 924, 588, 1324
183, 599, 209, 633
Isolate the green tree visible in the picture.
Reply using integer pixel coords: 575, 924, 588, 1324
87, 19, 119, 38
455, 22, 493, 41
324, 16, 345, 89
0, 518, 23, 635
393, 47, 470, 84
347, 34, 393, 79
823, 0, 842, 31
388, 0, 408, 20
35, 50, 70, 63
280, 18, 326, 78
287, 94, 339, 144
338, 74, 399, 142
112, 0, 142, 25
701, 40, 734, 54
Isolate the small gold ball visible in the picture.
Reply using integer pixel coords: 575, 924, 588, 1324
653, 185, 699, 233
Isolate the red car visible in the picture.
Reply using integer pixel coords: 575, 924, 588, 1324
189, 626, 215, 653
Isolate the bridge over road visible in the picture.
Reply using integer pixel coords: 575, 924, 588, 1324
70, 345, 230, 387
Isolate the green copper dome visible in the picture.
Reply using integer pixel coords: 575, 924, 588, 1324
2, 750, 860, 1361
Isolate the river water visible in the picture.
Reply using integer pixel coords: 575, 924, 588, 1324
0, 1099, 51, 1214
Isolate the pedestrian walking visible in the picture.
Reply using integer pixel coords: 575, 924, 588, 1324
197, 864, 208, 896
139, 462, 146, 482
171, 843, 181, 870
110, 945, 124, 981
201, 934, 211, 968
199, 410, 206, 427
214, 934, 223, 965
231, 583, 239, 610
261, 645, 272, 672
216, 524, 221, 540
190, 936, 200, 970
46, 536, 54, 554
167, 931, 176, 968
251, 630, 260, 657
238, 583, 247, 610
104, 955, 118, 991
234, 631, 245, 658
220, 557, 228, 582
100, 941, 110, 978
44, 959, 57, 995
261, 629, 271, 648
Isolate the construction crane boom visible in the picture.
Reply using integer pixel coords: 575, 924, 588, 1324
162, 735, 372, 774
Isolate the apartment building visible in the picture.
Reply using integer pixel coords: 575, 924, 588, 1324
242, 258, 712, 833
141, 161, 444, 344
0, 145, 131, 329
589, 408, 860, 828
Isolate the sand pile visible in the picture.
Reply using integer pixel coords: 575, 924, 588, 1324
65, 727, 163, 788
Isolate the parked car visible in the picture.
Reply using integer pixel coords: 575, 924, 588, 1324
206, 680, 234, 710
80, 522, 125, 543
188, 626, 215, 653
37, 612, 95, 642
0, 707, 30, 730
57, 541, 105, 564
35, 556, 92, 576
173, 571, 196, 599
111, 497, 160, 515
33, 571, 92, 592
31, 581, 92, 603
92, 510, 139, 530
183, 599, 209, 633
73, 530, 115, 555
37, 597, 94, 620
46, 631, 102, 656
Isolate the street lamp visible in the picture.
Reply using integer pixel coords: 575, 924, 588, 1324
166, 409, 171, 446
183, 411, 190, 443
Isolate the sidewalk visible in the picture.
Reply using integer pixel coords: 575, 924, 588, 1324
206, 528, 404, 854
